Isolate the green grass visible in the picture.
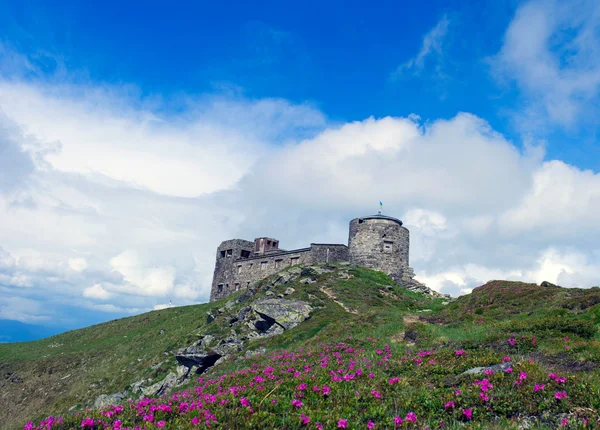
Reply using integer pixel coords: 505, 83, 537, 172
4, 266, 600, 429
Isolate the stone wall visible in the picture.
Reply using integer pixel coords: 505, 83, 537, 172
348, 216, 410, 283
210, 243, 349, 301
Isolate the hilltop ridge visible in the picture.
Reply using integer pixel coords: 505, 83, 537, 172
2, 264, 600, 429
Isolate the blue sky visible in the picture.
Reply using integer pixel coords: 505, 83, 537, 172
0, 0, 599, 341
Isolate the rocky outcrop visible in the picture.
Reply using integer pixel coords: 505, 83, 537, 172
400, 268, 452, 299
252, 299, 312, 330
171, 297, 313, 389
94, 393, 125, 409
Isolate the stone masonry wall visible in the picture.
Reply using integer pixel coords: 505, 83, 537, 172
210, 243, 349, 301
348, 217, 410, 283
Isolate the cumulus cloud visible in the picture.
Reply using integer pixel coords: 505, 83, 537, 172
492, 0, 600, 130
0, 37, 599, 328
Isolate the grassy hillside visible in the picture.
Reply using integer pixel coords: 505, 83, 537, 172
3, 265, 600, 429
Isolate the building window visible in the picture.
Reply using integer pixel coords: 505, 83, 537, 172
234, 283, 240, 291
217, 284, 224, 293
237, 265, 242, 274
220, 250, 226, 258
225, 283, 229, 290
241, 250, 251, 258
275, 259, 282, 269
248, 263, 253, 270
290, 257, 300, 265
261, 261, 268, 271
226, 249, 233, 257
384, 240, 393, 253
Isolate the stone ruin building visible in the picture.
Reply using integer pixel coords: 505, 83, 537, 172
210, 213, 435, 302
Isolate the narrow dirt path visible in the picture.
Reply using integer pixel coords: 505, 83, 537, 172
320, 287, 358, 314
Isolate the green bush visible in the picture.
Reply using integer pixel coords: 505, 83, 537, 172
505, 317, 597, 339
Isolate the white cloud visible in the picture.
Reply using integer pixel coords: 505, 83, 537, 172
68, 257, 88, 272
0, 43, 599, 329
392, 15, 450, 77
492, 0, 600, 130
0, 296, 53, 323
83, 284, 112, 300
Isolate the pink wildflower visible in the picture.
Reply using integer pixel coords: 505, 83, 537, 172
371, 390, 382, 399
394, 416, 403, 426
561, 417, 569, 427
81, 418, 95, 428
338, 419, 348, 428
404, 412, 417, 423
454, 349, 465, 356
444, 401, 455, 409
322, 385, 331, 396
480, 392, 489, 401
367, 421, 375, 429
505, 367, 513, 373
534, 384, 545, 392
301, 414, 311, 425
190, 417, 200, 425
502, 356, 511, 362
292, 399, 303, 408
156, 421, 166, 428
316, 423, 324, 430
463, 408, 473, 420
240, 397, 251, 407
555, 391, 567, 400
455, 389, 461, 396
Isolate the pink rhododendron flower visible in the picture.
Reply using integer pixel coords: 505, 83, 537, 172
394, 416, 403, 426
502, 356, 511, 362
316, 423, 324, 430
505, 367, 513, 373
338, 419, 348, 428
301, 414, 311, 425
371, 390, 381, 399
292, 399, 303, 408
240, 397, 251, 407
81, 418, 95, 428
534, 384, 545, 392
404, 412, 417, 423
455, 389, 461, 396
555, 391, 567, 400
454, 349, 465, 356
367, 420, 375, 429
156, 421, 166, 428
463, 408, 473, 420
190, 417, 200, 425
445, 401, 455, 409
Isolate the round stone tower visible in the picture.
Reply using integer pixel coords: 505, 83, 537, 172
348, 214, 410, 284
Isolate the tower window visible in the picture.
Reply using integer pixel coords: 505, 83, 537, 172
217, 284, 224, 293
275, 259, 282, 269
383, 240, 393, 253
226, 249, 233, 257
241, 250, 251, 258
234, 282, 240, 290
261, 261, 268, 270
290, 257, 300, 265
220, 250, 226, 258
237, 265, 242, 274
